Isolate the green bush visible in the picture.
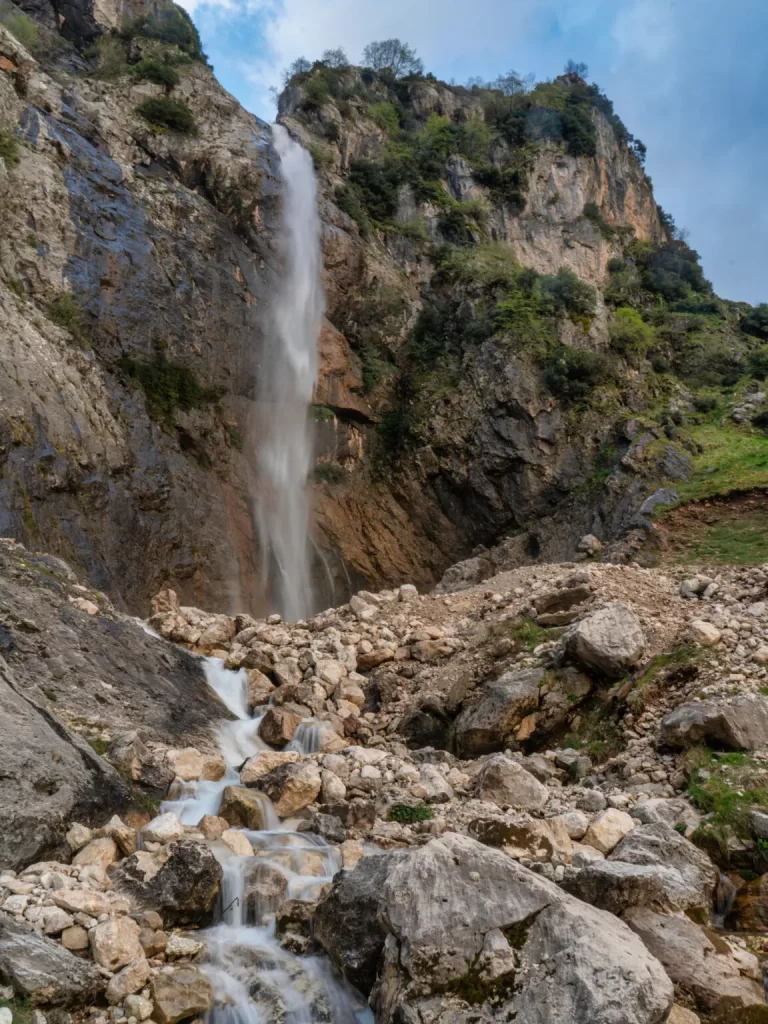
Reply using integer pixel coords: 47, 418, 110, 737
324, 120, 341, 142
560, 99, 596, 157
437, 199, 487, 245
307, 142, 333, 171
334, 184, 372, 238
302, 73, 331, 111
544, 346, 610, 403
91, 35, 128, 78
118, 350, 219, 422
45, 292, 91, 348
472, 163, 528, 211
131, 59, 180, 89
583, 201, 614, 240
313, 461, 344, 483
540, 269, 596, 318
369, 101, 400, 136
749, 346, 768, 380
742, 304, 768, 341
133, 8, 205, 60
0, 125, 20, 168
388, 803, 433, 823
4, 11, 37, 51
610, 307, 654, 356
136, 97, 197, 135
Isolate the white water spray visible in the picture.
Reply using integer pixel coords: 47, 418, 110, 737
258, 124, 325, 621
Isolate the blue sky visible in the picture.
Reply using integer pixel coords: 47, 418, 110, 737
179, 0, 768, 305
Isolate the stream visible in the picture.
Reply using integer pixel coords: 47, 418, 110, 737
162, 659, 374, 1024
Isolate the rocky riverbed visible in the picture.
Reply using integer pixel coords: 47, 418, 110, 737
4, 538, 768, 1022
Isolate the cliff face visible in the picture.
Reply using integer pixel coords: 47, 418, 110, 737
0, 4, 684, 612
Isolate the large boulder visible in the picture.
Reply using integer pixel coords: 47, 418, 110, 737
219, 786, 271, 830
453, 669, 543, 758
624, 907, 766, 1015
0, 918, 104, 1007
314, 852, 404, 995
317, 834, 673, 1024
151, 967, 213, 1024
475, 755, 549, 810
609, 824, 717, 912
566, 602, 645, 678
112, 840, 222, 926
89, 917, 143, 970
659, 696, 768, 750
253, 761, 322, 817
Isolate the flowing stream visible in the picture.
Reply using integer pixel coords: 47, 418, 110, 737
163, 659, 372, 1024
257, 125, 325, 622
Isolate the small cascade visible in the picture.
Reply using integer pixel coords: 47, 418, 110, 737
285, 718, 327, 755
713, 870, 738, 929
164, 657, 372, 1024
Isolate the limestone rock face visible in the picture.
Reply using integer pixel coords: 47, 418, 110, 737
316, 834, 673, 1024
0, 918, 104, 1006
453, 669, 543, 757
112, 840, 222, 926
566, 603, 646, 678
659, 695, 768, 750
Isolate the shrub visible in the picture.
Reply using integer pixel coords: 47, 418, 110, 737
118, 349, 219, 422
388, 803, 432, 823
692, 391, 720, 413
324, 121, 340, 142
302, 73, 331, 111
360, 339, 386, 392
560, 98, 596, 157
540, 269, 596, 318
45, 292, 91, 348
544, 347, 610, 403
749, 346, 768, 380
307, 142, 333, 171
0, 125, 20, 168
742, 304, 768, 341
583, 201, 614, 240
369, 102, 400, 136
313, 461, 343, 483
472, 163, 528, 212
334, 185, 372, 238
438, 199, 487, 245
4, 11, 37, 51
458, 117, 494, 161
610, 307, 654, 357
91, 35, 128, 78
134, 8, 205, 60
131, 59, 180, 90
136, 97, 198, 135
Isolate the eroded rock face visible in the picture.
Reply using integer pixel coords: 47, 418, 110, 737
0, 918, 104, 1006
317, 834, 673, 1023
659, 696, 768, 750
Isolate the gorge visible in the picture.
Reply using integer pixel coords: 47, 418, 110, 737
3, 2, 768, 1024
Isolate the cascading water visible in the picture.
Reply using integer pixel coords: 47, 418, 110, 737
257, 124, 325, 621
164, 657, 372, 1024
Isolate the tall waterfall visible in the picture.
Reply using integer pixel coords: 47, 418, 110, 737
258, 124, 325, 620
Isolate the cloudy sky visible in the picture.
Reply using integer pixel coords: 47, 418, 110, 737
178, 0, 767, 305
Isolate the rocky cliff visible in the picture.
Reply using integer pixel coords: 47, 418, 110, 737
0, 0, 764, 617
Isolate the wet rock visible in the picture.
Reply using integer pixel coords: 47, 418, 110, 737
197, 815, 229, 840
315, 852, 404, 996
726, 874, 768, 931
219, 786, 271, 830
259, 706, 305, 747
112, 841, 222, 927
240, 751, 300, 786
89, 917, 143, 971
247, 669, 276, 709
0, 918, 103, 1006
220, 829, 253, 857
151, 967, 213, 1024
243, 862, 289, 926
275, 899, 317, 955
660, 696, 768, 751
475, 755, 549, 810
624, 907, 766, 1015
165, 934, 205, 959
253, 762, 322, 817
453, 669, 543, 757
566, 602, 645, 678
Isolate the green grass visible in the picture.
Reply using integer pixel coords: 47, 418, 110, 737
45, 292, 92, 349
388, 803, 433, 824
627, 644, 701, 710
118, 350, 220, 423
3, 11, 37, 50
686, 746, 768, 865
136, 97, 198, 136
509, 619, 556, 652
87, 736, 111, 755
0, 125, 20, 168
674, 421, 768, 502
563, 706, 623, 763
312, 461, 344, 484
0, 997, 34, 1024
310, 404, 336, 422
678, 518, 768, 565
131, 58, 180, 89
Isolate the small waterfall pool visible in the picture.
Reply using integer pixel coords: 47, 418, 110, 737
163, 658, 373, 1024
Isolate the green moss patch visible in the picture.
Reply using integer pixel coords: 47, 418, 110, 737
118, 350, 220, 423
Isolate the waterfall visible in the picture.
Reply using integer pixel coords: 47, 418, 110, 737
257, 124, 325, 621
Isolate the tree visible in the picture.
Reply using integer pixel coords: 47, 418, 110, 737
564, 59, 589, 77
631, 138, 647, 166
321, 47, 348, 68
492, 69, 533, 95
742, 304, 768, 341
283, 56, 311, 84
362, 39, 424, 78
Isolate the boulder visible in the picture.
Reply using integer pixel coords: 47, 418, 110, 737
197, 814, 229, 840
220, 829, 253, 857
398, 702, 452, 751
112, 840, 222, 927
124, 994, 155, 1021
582, 808, 636, 854
469, 816, 573, 864
475, 755, 550, 810
659, 696, 768, 750
219, 786, 270, 830
689, 620, 721, 646
247, 669, 276, 709
624, 907, 766, 1014
72, 836, 119, 868
566, 602, 645, 678
566, 861, 698, 916
253, 762, 322, 817
609, 824, 716, 912
319, 833, 673, 1024
315, 852, 404, 995
632, 798, 701, 833
453, 669, 543, 757
240, 751, 300, 786
52, 888, 110, 917
259, 706, 304, 747
0, 918, 104, 1006
89, 917, 143, 971
105, 957, 151, 1004
243, 862, 289, 925
151, 967, 213, 1024
142, 812, 185, 844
